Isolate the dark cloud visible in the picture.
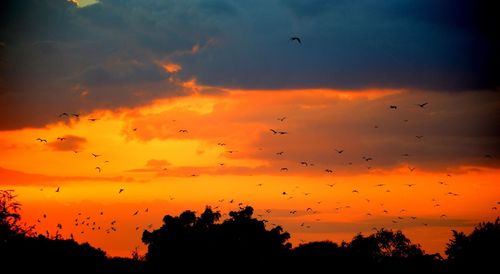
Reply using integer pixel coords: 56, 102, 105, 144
47, 134, 87, 152
1, 0, 498, 130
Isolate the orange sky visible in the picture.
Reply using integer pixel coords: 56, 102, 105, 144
1, 87, 499, 257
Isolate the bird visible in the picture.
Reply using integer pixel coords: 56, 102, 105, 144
280, 167, 288, 172
270, 129, 288, 135
179, 129, 188, 133
36, 138, 48, 143
118, 189, 124, 194
417, 102, 428, 108
440, 214, 447, 218
132, 128, 138, 131
57, 137, 66, 141
277, 117, 286, 122
55, 187, 60, 192
95, 167, 101, 173
91, 153, 101, 157
300, 161, 308, 166
326, 184, 335, 187
133, 211, 138, 216
59, 113, 69, 118
71, 113, 80, 117
289, 37, 301, 43
352, 190, 359, 193
282, 191, 287, 195
389, 105, 398, 109
324, 169, 333, 173
88, 118, 99, 122
362, 157, 373, 161
217, 143, 226, 146
276, 151, 284, 155
416, 135, 424, 139
405, 184, 415, 187
335, 149, 344, 154
408, 167, 416, 172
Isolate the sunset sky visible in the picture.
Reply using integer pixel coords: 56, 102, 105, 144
1, 0, 499, 257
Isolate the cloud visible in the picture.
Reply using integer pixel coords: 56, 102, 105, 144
47, 134, 87, 152
1, 0, 498, 130
119, 89, 500, 171
0, 167, 138, 186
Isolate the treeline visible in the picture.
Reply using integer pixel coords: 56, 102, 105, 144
1, 190, 499, 273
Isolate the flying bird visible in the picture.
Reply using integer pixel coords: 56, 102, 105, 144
417, 102, 428, 108
280, 167, 288, 172
57, 137, 66, 141
59, 113, 69, 118
179, 129, 188, 133
88, 118, 99, 122
277, 117, 286, 122
335, 149, 344, 154
289, 37, 301, 43
324, 169, 333, 173
276, 151, 284, 155
55, 187, 60, 192
36, 138, 48, 143
91, 153, 101, 157
118, 188, 124, 194
389, 105, 398, 109
95, 167, 101, 173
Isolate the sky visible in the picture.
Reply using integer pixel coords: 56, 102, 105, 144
0, 0, 499, 257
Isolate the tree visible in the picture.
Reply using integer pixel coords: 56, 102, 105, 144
142, 206, 290, 271
446, 218, 500, 271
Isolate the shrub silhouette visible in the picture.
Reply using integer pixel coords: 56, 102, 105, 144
446, 218, 500, 272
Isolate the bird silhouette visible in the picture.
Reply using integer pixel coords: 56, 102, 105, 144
179, 129, 188, 133
91, 153, 101, 157
416, 135, 424, 139
324, 169, 333, 173
290, 37, 301, 43
280, 167, 288, 172
276, 151, 284, 155
36, 138, 48, 143
408, 167, 416, 172
57, 137, 66, 141
326, 184, 335, 187
270, 129, 288, 135
277, 117, 286, 122
300, 161, 308, 166
335, 149, 344, 154
95, 167, 101, 173
389, 105, 398, 109
59, 112, 69, 118
118, 188, 124, 194
88, 118, 99, 122
55, 187, 60, 192
417, 102, 428, 108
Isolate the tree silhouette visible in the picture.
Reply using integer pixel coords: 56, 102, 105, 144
446, 218, 500, 272
142, 206, 290, 271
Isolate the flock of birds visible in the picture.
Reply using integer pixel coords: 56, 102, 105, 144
28, 37, 498, 247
